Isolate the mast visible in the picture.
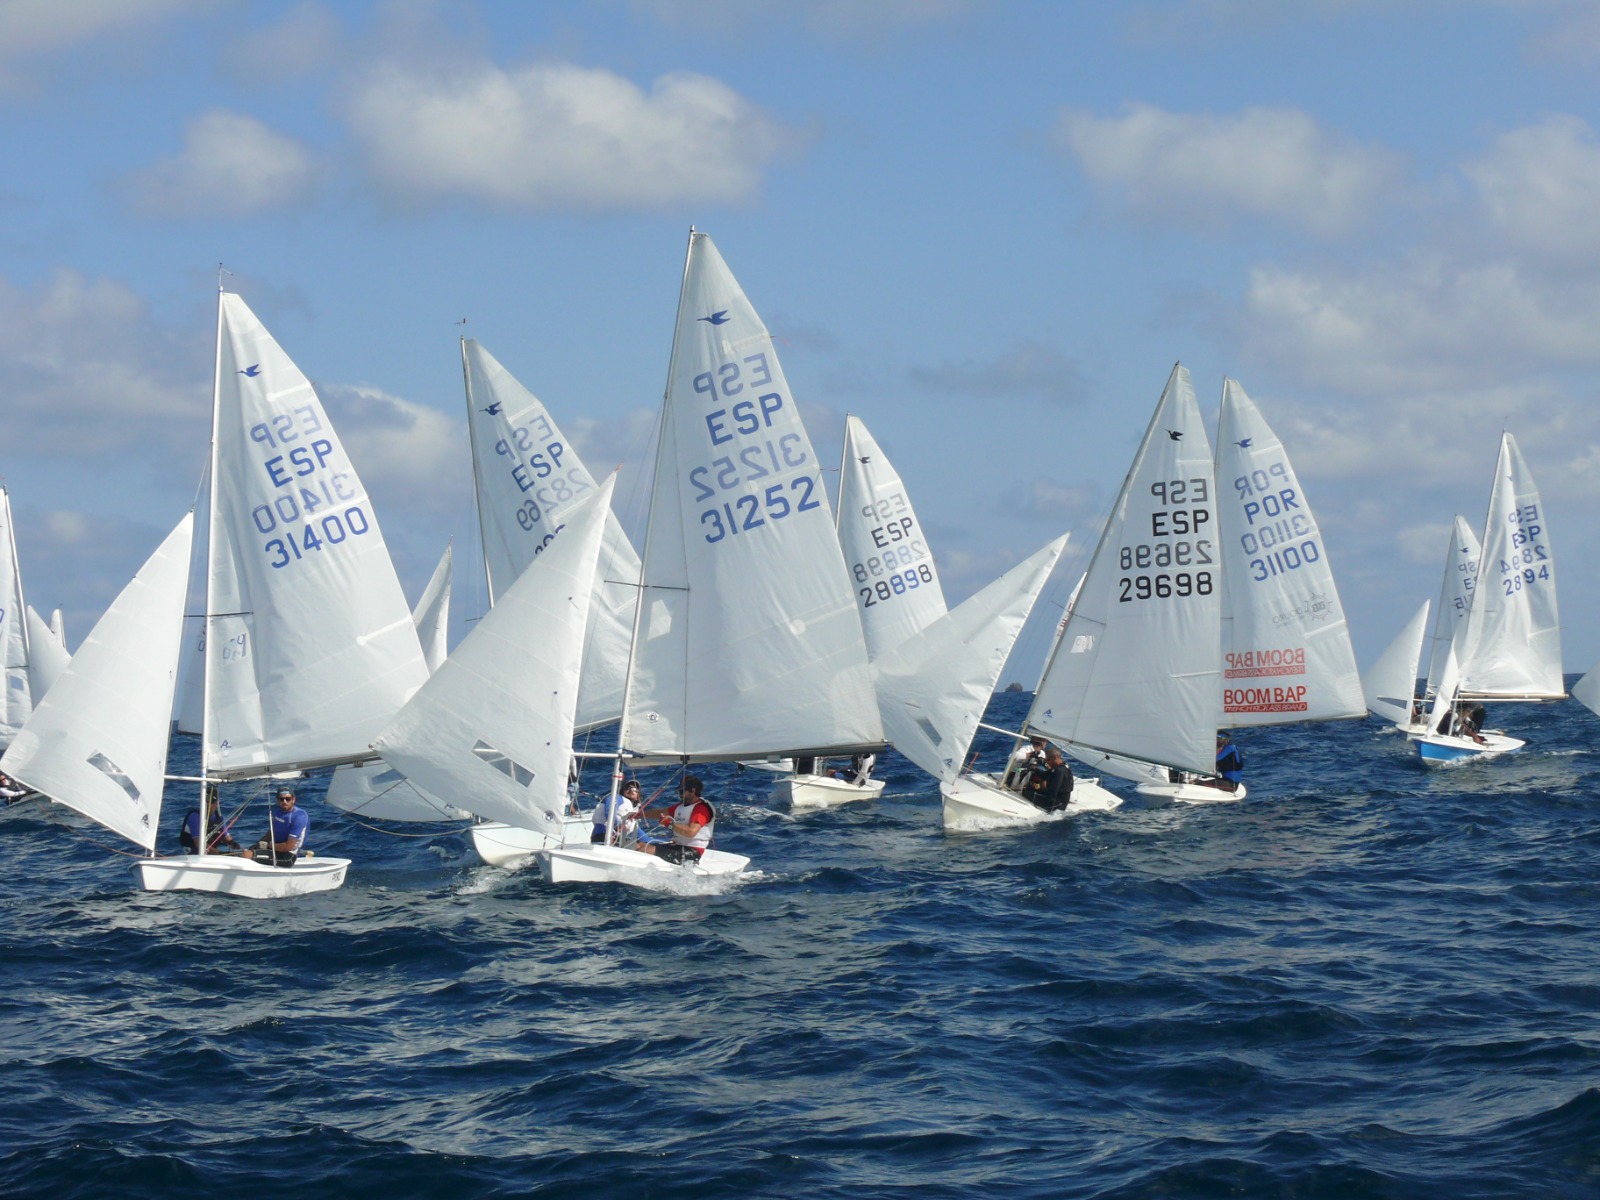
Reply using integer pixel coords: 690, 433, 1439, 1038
609, 227, 699, 813
197, 277, 225, 857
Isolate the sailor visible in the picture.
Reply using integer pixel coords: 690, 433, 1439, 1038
636, 775, 716, 866
246, 787, 308, 867
1005, 737, 1047, 792
832, 751, 876, 786
1214, 733, 1244, 793
1024, 745, 1074, 812
592, 779, 641, 845
179, 784, 238, 854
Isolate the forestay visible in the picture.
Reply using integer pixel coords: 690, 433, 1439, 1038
623, 231, 881, 761
204, 292, 428, 779
1027, 363, 1221, 777
1454, 433, 1562, 700
874, 536, 1066, 784
0, 515, 193, 852
836, 415, 947, 660
372, 477, 614, 838
1215, 379, 1364, 726
462, 339, 639, 730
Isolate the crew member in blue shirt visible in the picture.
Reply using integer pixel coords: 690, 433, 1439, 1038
250, 787, 309, 867
1214, 733, 1244, 793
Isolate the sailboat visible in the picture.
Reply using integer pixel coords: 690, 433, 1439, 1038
137, 288, 429, 896
539, 229, 883, 885
1133, 376, 1365, 802
774, 415, 942, 809
993, 363, 1221, 826
874, 534, 1090, 828
0, 516, 194, 873
1409, 433, 1561, 764
23, 606, 70, 704
1573, 661, 1600, 718
371, 477, 616, 854
457, 338, 643, 864
0, 485, 36, 749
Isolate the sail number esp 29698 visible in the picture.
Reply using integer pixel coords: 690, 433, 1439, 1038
1118, 478, 1215, 602
688, 352, 821, 543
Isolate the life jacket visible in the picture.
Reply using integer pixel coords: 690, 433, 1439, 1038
672, 798, 715, 850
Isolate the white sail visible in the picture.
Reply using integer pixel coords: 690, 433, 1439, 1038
462, 338, 639, 731
1363, 600, 1431, 726
413, 543, 453, 673
1027, 363, 1221, 776
323, 539, 468, 822
874, 536, 1066, 784
24, 606, 70, 703
1215, 379, 1364, 726
1422, 516, 1480, 699
1573, 661, 1600, 717
0, 515, 193, 852
204, 292, 428, 778
623, 231, 881, 760
0, 487, 32, 746
836, 415, 947, 659
1454, 433, 1562, 699
373, 476, 615, 836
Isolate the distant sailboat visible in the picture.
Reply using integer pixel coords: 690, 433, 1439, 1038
773, 414, 939, 809
539, 229, 882, 885
1363, 600, 1430, 728
1410, 433, 1562, 764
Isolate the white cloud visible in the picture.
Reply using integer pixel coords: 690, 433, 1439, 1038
1463, 114, 1600, 266
317, 382, 467, 518
1055, 103, 1405, 236
228, 1, 344, 83
0, 0, 200, 60
341, 59, 798, 211
0, 269, 206, 456
127, 110, 318, 217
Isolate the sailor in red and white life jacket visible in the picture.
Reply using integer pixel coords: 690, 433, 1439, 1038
636, 774, 716, 866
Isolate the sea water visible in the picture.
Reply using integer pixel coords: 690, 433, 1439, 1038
2, 688, 1599, 1199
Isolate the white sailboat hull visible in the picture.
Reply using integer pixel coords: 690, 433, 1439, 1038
469, 816, 592, 868
537, 843, 750, 886
1135, 779, 1249, 804
1408, 729, 1524, 766
134, 854, 349, 898
940, 772, 1122, 831
772, 772, 886, 810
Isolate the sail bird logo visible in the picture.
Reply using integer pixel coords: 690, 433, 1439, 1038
481, 403, 502, 416
1167, 430, 1182, 441
1234, 438, 1252, 449
239, 364, 261, 378
699, 311, 730, 326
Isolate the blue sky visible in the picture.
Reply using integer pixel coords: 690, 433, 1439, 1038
4, 0, 1600, 681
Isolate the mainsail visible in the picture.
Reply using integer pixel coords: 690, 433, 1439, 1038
203, 292, 428, 779
621, 230, 881, 761
1027, 363, 1221, 777
835, 415, 947, 660
0, 487, 33, 746
1215, 379, 1364, 726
